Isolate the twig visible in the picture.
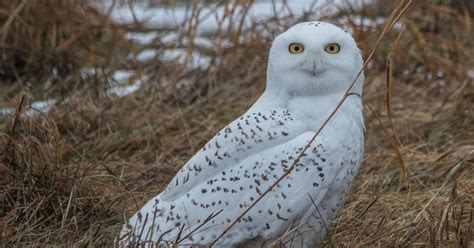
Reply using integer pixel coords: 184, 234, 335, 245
364, 102, 406, 188
2, 96, 25, 168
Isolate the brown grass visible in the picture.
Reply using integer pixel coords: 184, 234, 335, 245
0, 0, 473, 247
0, 0, 132, 98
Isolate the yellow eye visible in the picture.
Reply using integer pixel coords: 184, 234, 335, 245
324, 43, 340, 54
289, 43, 304, 54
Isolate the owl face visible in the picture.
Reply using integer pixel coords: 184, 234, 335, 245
266, 22, 364, 96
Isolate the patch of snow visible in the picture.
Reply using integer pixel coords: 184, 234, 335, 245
436, 79, 446, 87
0, 69, 147, 117
127, 31, 158, 44
107, 80, 143, 97
340, 15, 386, 29
427, 72, 433, 80
108, 0, 364, 33
1, 99, 58, 117
468, 69, 474, 79
193, 36, 215, 49
80, 67, 97, 77
112, 70, 134, 82
0, 107, 14, 115
135, 49, 159, 61
160, 32, 180, 44
162, 48, 212, 69
79, 69, 145, 97
26, 99, 57, 116
107, 0, 377, 69
367, 60, 374, 69
106, 70, 146, 97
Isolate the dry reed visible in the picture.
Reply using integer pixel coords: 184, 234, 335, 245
0, 0, 472, 247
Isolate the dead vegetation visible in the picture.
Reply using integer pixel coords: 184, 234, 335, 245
0, 0, 131, 98
0, 0, 473, 247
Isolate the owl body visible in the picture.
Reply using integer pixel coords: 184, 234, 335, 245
120, 22, 365, 247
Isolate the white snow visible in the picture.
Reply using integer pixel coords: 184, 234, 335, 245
468, 69, 474, 79
107, 0, 372, 44
0, 107, 14, 115
1, 0, 377, 117
106, 70, 146, 97
0, 99, 58, 117
0, 69, 145, 117
24, 99, 58, 117
135, 49, 159, 61
107, 80, 143, 97
112, 70, 134, 82
162, 48, 212, 68
107, 0, 376, 68
126, 31, 158, 44
108, 0, 369, 32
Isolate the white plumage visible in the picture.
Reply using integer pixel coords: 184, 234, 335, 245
119, 21, 365, 247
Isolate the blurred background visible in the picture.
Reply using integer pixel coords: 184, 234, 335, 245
0, 0, 473, 247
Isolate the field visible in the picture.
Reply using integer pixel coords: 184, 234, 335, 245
0, 0, 473, 247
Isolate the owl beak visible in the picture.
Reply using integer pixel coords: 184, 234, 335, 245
311, 61, 317, 76
301, 69, 317, 77
300, 55, 320, 76
303, 60, 317, 76
301, 68, 317, 77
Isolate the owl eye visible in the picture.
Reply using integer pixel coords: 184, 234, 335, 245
324, 43, 340, 54
289, 43, 304, 54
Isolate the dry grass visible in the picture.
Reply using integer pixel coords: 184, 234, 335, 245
0, 0, 132, 98
0, 0, 473, 247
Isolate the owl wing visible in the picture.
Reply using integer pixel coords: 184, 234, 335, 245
160, 109, 309, 201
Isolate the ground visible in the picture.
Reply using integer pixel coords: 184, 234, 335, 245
0, 0, 473, 247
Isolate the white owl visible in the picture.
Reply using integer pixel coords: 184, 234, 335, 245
119, 21, 365, 248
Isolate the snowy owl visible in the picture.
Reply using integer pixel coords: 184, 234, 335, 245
119, 21, 364, 248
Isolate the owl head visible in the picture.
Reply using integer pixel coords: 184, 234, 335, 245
266, 22, 364, 97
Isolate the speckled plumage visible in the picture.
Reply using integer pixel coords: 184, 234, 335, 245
119, 21, 365, 248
